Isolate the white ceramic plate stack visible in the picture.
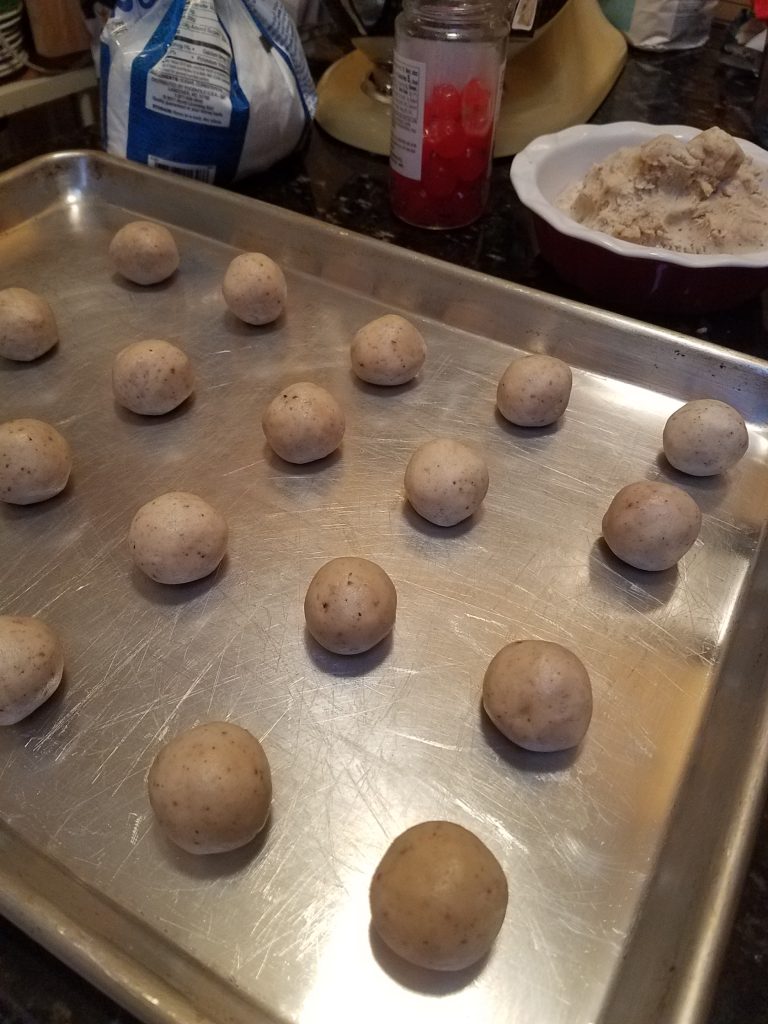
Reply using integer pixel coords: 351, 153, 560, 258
0, 1, 26, 81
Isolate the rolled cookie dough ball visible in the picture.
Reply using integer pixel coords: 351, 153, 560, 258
602, 480, 701, 571
404, 438, 489, 527
109, 221, 179, 285
482, 640, 593, 752
129, 491, 228, 584
0, 616, 64, 725
497, 354, 572, 427
0, 419, 71, 504
304, 556, 397, 655
663, 398, 749, 476
262, 381, 345, 464
370, 821, 508, 971
0, 287, 58, 361
351, 314, 426, 385
222, 252, 287, 325
112, 339, 194, 415
148, 721, 272, 854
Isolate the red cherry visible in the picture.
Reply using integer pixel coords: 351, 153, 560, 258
391, 157, 489, 225
462, 77, 491, 116
432, 118, 466, 160
391, 170, 441, 225
426, 83, 461, 121
464, 119, 493, 145
453, 145, 488, 182
391, 171, 419, 212
462, 77, 492, 135
452, 184, 485, 224
423, 157, 458, 199
423, 116, 443, 158
407, 188, 436, 222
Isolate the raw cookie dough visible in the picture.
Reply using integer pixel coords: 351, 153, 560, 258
112, 339, 194, 415
109, 221, 179, 285
602, 480, 701, 571
496, 354, 572, 427
129, 491, 228, 584
304, 556, 397, 655
0, 419, 71, 504
404, 438, 489, 527
0, 616, 64, 725
370, 821, 508, 971
663, 398, 748, 476
222, 252, 287, 325
262, 381, 345, 464
482, 640, 593, 752
559, 127, 768, 255
351, 314, 427, 385
0, 287, 58, 361
148, 721, 272, 854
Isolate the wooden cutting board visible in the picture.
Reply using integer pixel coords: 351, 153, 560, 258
24, 0, 91, 58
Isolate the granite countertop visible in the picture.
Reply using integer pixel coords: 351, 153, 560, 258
236, 22, 768, 360
1, 21, 767, 1024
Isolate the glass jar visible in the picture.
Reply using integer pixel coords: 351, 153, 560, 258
389, 0, 509, 229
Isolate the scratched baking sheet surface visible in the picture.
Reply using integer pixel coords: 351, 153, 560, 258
0, 154, 767, 1024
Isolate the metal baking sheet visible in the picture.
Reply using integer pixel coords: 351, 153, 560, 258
1, 152, 767, 1024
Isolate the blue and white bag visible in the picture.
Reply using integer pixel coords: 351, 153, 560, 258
100, 0, 317, 183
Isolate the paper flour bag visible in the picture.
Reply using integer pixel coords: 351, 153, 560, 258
599, 0, 717, 50
100, 0, 317, 183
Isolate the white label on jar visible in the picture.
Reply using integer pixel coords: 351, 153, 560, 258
390, 53, 426, 180
512, 0, 539, 30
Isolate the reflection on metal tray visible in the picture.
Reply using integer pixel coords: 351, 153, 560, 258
0, 151, 767, 1024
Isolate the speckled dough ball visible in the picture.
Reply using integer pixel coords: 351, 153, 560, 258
112, 339, 194, 415
663, 399, 749, 476
0, 616, 64, 725
262, 381, 345, 464
370, 821, 508, 971
222, 252, 287, 325
602, 480, 701, 572
404, 438, 489, 527
304, 556, 397, 655
351, 314, 427, 386
0, 419, 71, 505
482, 640, 593, 752
0, 287, 58, 361
148, 721, 272, 854
129, 491, 228, 584
497, 354, 573, 427
109, 221, 179, 285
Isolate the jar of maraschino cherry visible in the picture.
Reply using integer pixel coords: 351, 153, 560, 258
389, 0, 509, 229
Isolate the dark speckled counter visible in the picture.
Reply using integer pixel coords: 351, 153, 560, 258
1, 22, 767, 1024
